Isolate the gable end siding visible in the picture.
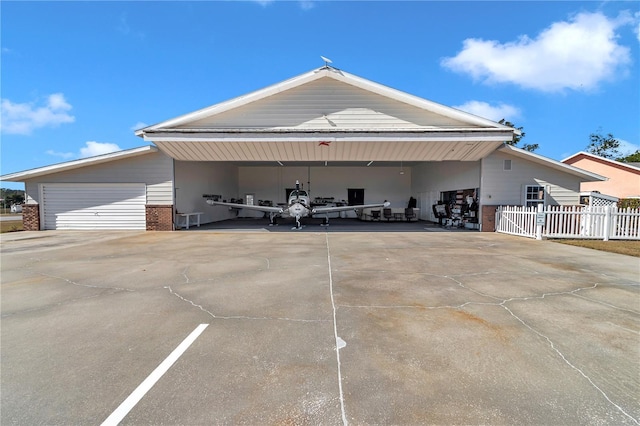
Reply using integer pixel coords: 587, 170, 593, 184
481, 151, 581, 206
183, 78, 476, 130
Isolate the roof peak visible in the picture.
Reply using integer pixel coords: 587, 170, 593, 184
137, 66, 513, 135
563, 151, 640, 172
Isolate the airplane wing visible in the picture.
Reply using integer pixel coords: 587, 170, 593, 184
206, 200, 284, 214
313, 201, 390, 214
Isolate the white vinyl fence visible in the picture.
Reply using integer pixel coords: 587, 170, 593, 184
495, 205, 640, 241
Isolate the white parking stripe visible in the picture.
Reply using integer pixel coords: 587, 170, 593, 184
101, 324, 209, 426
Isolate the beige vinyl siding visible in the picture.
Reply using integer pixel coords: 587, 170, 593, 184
182, 77, 477, 130
25, 151, 173, 205
481, 150, 581, 206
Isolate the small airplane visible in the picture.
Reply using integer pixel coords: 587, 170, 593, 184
205, 181, 390, 230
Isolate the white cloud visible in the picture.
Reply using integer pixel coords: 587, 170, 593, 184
79, 141, 121, 158
252, 0, 314, 10
45, 141, 122, 161
116, 12, 145, 39
562, 137, 640, 159
131, 121, 148, 131
1, 93, 75, 135
117, 12, 131, 35
46, 150, 75, 160
441, 11, 633, 92
299, 1, 315, 10
452, 100, 521, 122
617, 139, 640, 157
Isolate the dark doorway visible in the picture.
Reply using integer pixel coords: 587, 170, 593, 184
285, 188, 295, 200
348, 188, 364, 206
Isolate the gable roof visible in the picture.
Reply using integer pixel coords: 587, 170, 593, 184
499, 145, 607, 181
135, 66, 517, 162
562, 151, 640, 174
136, 66, 515, 134
0, 146, 158, 182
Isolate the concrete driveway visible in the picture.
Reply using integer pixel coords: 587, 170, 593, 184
1, 230, 638, 425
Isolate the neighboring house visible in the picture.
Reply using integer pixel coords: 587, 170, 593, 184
562, 152, 640, 199
1, 65, 604, 231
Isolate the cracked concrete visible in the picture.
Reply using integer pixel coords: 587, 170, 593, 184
1, 229, 638, 425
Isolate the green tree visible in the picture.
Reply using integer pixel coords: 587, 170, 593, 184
0, 189, 25, 208
617, 150, 640, 163
587, 130, 621, 159
5, 193, 24, 206
499, 119, 539, 152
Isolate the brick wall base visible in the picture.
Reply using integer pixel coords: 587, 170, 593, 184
146, 205, 174, 231
481, 205, 499, 232
22, 204, 40, 231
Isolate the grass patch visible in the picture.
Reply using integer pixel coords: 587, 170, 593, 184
552, 239, 640, 257
0, 221, 24, 233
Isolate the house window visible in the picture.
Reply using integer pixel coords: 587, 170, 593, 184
503, 159, 512, 171
525, 185, 545, 207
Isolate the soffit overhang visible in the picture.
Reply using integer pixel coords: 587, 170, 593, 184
140, 129, 512, 162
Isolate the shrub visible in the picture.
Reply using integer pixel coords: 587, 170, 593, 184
618, 198, 640, 209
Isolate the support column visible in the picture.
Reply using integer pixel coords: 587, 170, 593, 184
22, 204, 40, 231
146, 205, 174, 231
481, 205, 498, 232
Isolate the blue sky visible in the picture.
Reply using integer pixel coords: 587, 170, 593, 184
2, 1, 639, 190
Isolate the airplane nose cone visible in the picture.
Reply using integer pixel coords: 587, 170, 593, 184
290, 203, 307, 216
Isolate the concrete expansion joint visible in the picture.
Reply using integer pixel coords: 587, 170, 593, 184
444, 275, 503, 301
500, 282, 639, 314
1, 271, 136, 318
500, 302, 639, 425
164, 285, 329, 323
325, 234, 348, 426
1, 292, 108, 319
496, 281, 639, 425
39, 272, 136, 293
331, 273, 639, 425
181, 266, 190, 284
338, 280, 636, 315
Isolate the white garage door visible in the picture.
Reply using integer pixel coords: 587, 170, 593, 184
42, 183, 146, 230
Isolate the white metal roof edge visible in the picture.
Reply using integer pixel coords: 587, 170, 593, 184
0, 145, 158, 182
141, 127, 515, 134
137, 66, 515, 136
328, 68, 515, 131
562, 151, 640, 173
136, 68, 326, 134
498, 145, 607, 182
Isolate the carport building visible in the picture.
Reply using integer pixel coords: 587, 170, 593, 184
2, 65, 604, 231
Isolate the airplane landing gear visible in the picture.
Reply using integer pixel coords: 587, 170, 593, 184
320, 215, 329, 227
269, 213, 278, 226
292, 215, 303, 230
